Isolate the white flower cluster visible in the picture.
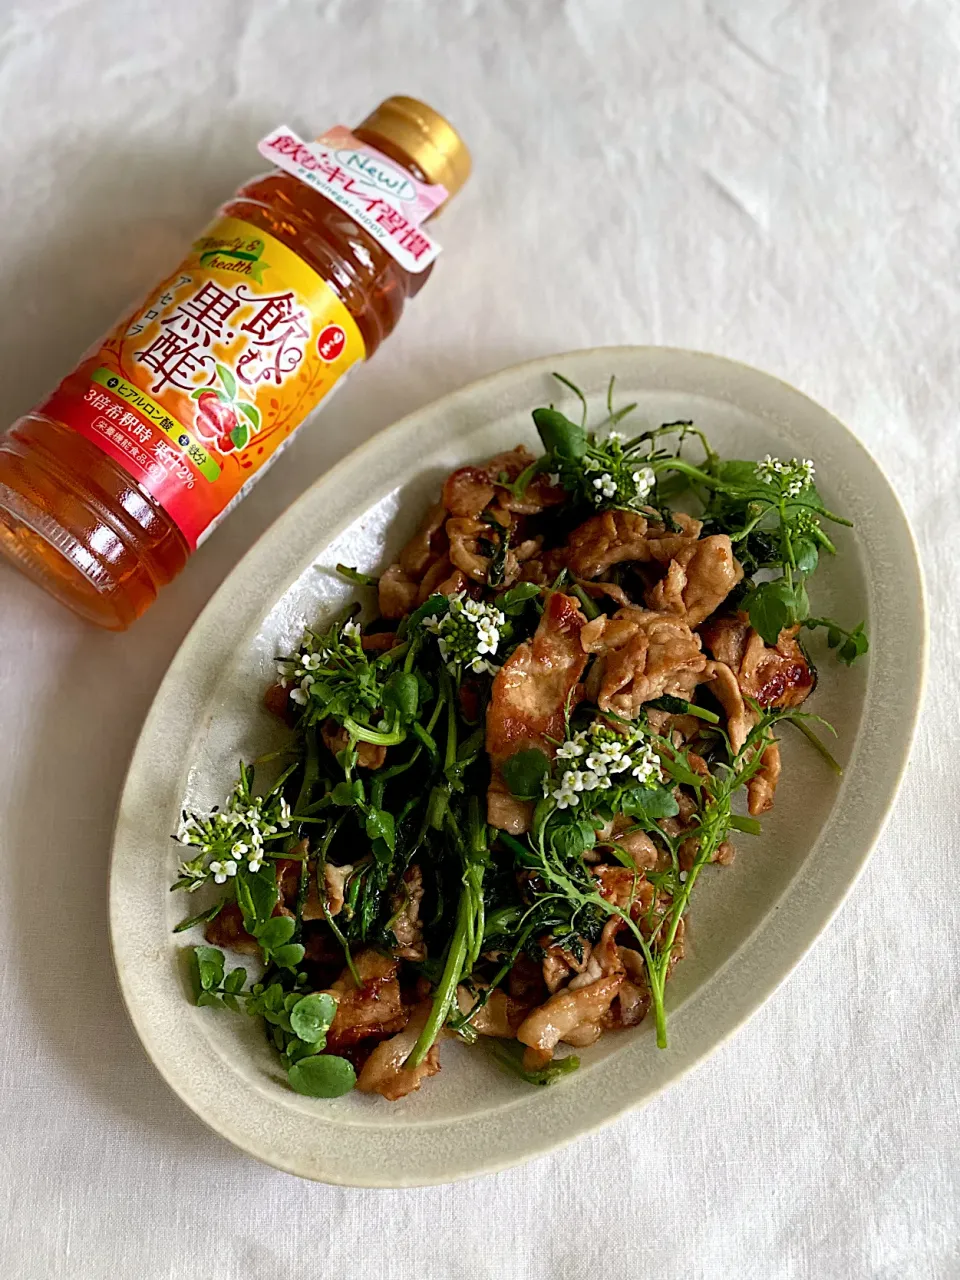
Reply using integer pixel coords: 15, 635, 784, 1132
582, 451, 655, 508
177, 788, 292, 884
276, 617, 362, 706
424, 593, 506, 676
756, 455, 816, 498
546, 720, 662, 809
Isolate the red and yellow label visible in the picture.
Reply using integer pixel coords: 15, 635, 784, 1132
39, 215, 364, 547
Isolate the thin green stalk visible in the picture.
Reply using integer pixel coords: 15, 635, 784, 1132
405, 884, 471, 1068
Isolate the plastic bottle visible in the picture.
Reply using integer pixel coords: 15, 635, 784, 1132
0, 96, 470, 628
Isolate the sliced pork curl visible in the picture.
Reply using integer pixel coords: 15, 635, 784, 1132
700, 614, 815, 710
579, 607, 707, 718
441, 445, 540, 518
324, 950, 407, 1051
355, 1002, 441, 1101
566, 510, 703, 580
389, 864, 425, 960
455, 986, 526, 1036
748, 742, 782, 815
485, 591, 588, 832
516, 972, 624, 1058
378, 563, 419, 619
644, 534, 743, 627
398, 501, 448, 578
702, 659, 752, 753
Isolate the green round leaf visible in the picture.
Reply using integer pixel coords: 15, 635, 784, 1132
289, 992, 338, 1043
271, 943, 305, 970
288, 1053, 356, 1098
502, 748, 550, 800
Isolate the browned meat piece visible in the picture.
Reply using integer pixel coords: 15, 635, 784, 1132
566, 510, 703, 580
322, 861, 354, 917
644, 534, 743, 627
378, 563, 419, 619
441, 446, 537, 518
398, 501, 448, 578
592, 864, 656, 916
540, 938, 593, 994
324, 950, 408, 1051
389, 865, 425, 960
446, 517, 492, 582
263, 681, 293, 721
700, 615, 815, 710
699, 612, 750, 669
519, 545, 570, 587
748, 742, 782, 815
204, 903, 260, 955
740, 627, 814, 709
360, 630, 398, 653
321, 718, 386, 770
580, 607, 706, 718
442, 466, 496, 518
485, 790, 534, 835
702, 659, 751, 753
572, 577, 632, 607
508, 952, 548, 1007
566, 510, 652, 579
485, 592, 588, 831
455, 986, 526, 1036
597, 815, 659, 869
415, 555, 468, 604
355, 1003, 441, 1101
516, 973, 624, 1057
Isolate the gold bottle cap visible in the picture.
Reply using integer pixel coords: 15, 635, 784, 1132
356, 96, 471, 199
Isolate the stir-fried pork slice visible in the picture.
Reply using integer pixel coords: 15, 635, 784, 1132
415, 555, 467, 604
298, 860, 354, 920
516, 973, 624, 1057
441, 445, 538, 518
485, 591, 588, 831
324, 950, 407, 1051
378, 563, 419, 619
322, 719, 386, 770
398, 501, 448, 578
580, 607, 707, 718
739, 627, 814, 708
701, 659, 751, 753
540, 938, 593, 994
389, 865, 425, 960
355, 1002, 440, 1101
566, 510, 653, 579
596, 815, 659, 869
748, 742, 781, 815
701, 615, 815, 709
644, 534, 743, 627
455, 986, 526, 1036
446, 516, 542, 587
566, 510, 703, 580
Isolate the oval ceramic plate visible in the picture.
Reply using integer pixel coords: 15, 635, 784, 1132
110, 348, 925, 1186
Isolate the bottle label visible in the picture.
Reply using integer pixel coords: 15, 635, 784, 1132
38, 216, 364, 548
257, 124, 446, 274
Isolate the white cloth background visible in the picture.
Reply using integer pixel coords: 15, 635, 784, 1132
0, 1, 956, 1276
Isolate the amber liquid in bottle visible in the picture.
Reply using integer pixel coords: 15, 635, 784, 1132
0, 97, 469, 629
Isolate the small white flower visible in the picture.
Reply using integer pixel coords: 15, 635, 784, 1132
562, 769, 584, 793
247, 857, 263, 874
556, 740, 585, 760
593, 473, 617, 499
342, 619, 361, 641
579, 770, 603, 791
608, 430, 625, 443
300, 651, 324, 672
632, 466, 655, 499
289, 687, 308, 706
552, 785, 579, 809
224, 859, 237, 877
209, 859, 237, 884
422, 615, 442, 634
231, 841, 249, 857
679, 870, 688, 883
462, 599, 484, 620
278, 797, 292, 827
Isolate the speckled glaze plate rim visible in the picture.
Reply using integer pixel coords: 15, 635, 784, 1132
109, 347, 926, 1186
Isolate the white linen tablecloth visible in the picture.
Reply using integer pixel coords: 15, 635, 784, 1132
0, 1, 956, 1275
